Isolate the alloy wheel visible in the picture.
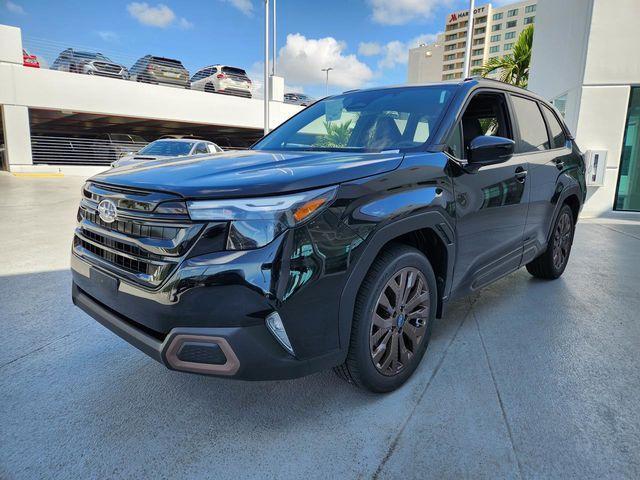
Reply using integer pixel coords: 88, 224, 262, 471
369, 267, 430, 376
552, 211, 572, 270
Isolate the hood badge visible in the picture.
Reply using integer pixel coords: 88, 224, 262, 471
97, 199, 118, 224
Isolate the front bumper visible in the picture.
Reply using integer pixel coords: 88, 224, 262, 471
72, 282, 343, 380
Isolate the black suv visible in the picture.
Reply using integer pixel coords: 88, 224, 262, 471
71, 79, 585, 392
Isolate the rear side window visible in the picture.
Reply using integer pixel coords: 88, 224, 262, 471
511, 95, 550, 152
541, 104, 568, 149
194, 142, 209, 154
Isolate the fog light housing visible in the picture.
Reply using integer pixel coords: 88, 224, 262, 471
265, 312, 295, 356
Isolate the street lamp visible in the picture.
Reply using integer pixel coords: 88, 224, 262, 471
321, 67, 333, 96
264, 0, 270, 135
462, 0, 475, 78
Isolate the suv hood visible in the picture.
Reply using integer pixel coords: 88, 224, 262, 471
92, 150, 404, 199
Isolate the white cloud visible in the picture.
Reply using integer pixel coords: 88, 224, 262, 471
5, 1, 25, 14
126, 2, 193, 28
358, 42, 382, 57
221, 0, 253, 16
369, 0, 453, 25
96, 31, 119, 42
277, 33, 373, 90
377, 33, 441, 69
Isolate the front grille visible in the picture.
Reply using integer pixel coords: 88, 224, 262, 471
94, 62, 121, 74
73, 182, 206, 287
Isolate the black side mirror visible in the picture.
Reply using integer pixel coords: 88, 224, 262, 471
467, 136, 515, 167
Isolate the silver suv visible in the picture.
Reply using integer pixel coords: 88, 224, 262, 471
190, 65, 252, 98
51, 49, 128, 79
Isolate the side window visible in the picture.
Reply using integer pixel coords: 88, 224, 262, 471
511, 95, 550, 152
194, 143, 209, 154
459, 92, 513, 159
541, 104, 567, 149
207, 143, 220, 153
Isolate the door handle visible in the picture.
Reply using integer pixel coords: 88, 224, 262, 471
514, 166, 527, 183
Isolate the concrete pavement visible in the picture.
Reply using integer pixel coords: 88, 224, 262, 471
1, 173, 639, 479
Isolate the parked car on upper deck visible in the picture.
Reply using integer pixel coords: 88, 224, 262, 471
190, 65, 252, 98
51, 49, 128, 79
22, 49, 40, 68
130, 55, 190, 89
284, 92, 315, 106
111, 138, 222, 167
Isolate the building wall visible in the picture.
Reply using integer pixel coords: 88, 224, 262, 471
408, 37, 445, 84
530, 0, 639, 216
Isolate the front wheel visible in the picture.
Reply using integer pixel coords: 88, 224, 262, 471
526, 204, 575, 279
334, 244, 437, 393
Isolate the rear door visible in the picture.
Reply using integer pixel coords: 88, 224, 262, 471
509, 95, 570, 263
449, 90, 530, 294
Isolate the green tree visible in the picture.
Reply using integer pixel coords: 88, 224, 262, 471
315, 120, 353, 148
474, 25, 534, 88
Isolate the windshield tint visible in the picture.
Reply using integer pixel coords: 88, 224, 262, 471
254, 86, 455, 152
138, 141, 194, 156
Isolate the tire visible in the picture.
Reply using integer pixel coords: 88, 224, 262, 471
526, 204, 575, 279
204, 82, 216, 93
334, 244, 437, 393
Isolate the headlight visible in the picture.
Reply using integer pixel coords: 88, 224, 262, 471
187, 186, 337, 250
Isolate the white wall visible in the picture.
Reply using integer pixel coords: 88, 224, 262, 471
529, 0, 640, 216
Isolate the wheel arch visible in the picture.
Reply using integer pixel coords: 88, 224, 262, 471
338, 211, 455, 352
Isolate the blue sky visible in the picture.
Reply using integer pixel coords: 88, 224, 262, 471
1, 0, 493, 97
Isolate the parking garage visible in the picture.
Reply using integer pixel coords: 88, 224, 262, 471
0, 24, 300, 172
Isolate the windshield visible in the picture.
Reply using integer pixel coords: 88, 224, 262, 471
137, 141, 195, 156
253, 86, 455, 153
75, 51, 110, 61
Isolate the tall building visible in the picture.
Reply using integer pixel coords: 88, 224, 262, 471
407, 1, 537, 82
407, 34, 445, 84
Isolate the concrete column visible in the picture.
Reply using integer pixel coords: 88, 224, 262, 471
2, 105, 33, 167
0, 25, 23, 64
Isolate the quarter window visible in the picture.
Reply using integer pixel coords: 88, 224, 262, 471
511, 96, 550, 152
541, 105, 568, 149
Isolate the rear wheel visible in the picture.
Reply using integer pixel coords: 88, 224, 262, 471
334, 244, 437, 393
526, 204, 575, 279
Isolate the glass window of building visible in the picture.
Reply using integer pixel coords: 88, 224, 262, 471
445, 44, 456, 51
615, 87, 640, 211
471, 59, 483, 66
473, 38, 485, 45
446, 33, 457, 41
489, 45, 500, 53
505, 31, 516, 40
506, 20, 517, 28
524, 16, 535, 24
525, 4, 536, 13
472, 48, 484, 56
475, 27, 486, 35
551, 93, 567, 117
476, 16, 486, 24
492, 23, 502, 31
507, 8, 519, 17
491, 34, 501, 42
493, 12, 503, 20
504, 43, 514, 51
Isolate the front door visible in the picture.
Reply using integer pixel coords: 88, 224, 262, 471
449, 91, 530, 295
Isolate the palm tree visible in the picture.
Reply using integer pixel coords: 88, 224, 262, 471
315, 120, 353, 148
474, 25, 534, 88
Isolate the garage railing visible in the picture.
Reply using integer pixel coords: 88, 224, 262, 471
31, 136, 148, 166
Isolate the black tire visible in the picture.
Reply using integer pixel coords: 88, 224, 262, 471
526, 204, 575, 279
204, 82, 216, 93
334, 244, 437, 393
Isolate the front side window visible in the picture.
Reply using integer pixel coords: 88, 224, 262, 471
459, 92, 513, 159
541, 105, 567, 149
510, 96, 550, 152
253, 86, 456, 152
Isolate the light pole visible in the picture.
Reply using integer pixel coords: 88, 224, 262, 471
264, 0, 270, 135
272, 0, 276, 75
321, 67, 333, 96
462, 0, 475, 78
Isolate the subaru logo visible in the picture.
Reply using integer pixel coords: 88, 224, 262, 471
97, 199, 117, 224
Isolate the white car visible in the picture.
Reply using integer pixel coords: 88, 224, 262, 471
111, 139, 223, 168
190, 65, 252, 98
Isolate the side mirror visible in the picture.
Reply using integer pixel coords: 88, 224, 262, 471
468, 136, 515, 167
